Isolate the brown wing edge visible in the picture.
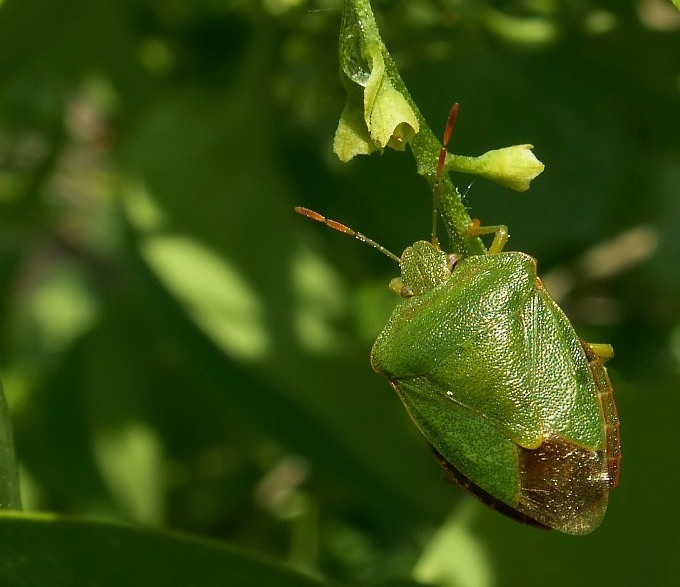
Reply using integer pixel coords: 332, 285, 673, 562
432, 448, 550, 531
581, 340, 621, 488
510, 341, 620, 535
516, 434, 609, 534
431, 341, 619, 534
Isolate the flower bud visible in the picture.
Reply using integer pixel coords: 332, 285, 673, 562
450, 144, 545, 191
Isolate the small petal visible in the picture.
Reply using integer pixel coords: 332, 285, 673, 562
333, 84, 379, 162
334, 2, 419, 162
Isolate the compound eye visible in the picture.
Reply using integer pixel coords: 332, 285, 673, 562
446, 253, 460, 272
400, 285, 414, 298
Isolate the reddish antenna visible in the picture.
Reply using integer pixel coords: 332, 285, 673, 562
431, 102, 460, 246
294, 207, 401, 264
296, 104, 460, 261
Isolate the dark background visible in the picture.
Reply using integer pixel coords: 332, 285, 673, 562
0, 1, 679, 585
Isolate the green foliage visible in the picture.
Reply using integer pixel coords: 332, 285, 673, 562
0, 0, 679, 585
0, 512, 326, 586
0, 378, 20, 509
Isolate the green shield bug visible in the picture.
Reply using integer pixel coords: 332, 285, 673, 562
296, 104, 620, 535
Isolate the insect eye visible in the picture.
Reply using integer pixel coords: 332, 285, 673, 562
400, 285, 415, 298
446, 253, 460, 272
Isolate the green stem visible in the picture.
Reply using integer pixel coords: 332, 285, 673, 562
340, 0, 486, 256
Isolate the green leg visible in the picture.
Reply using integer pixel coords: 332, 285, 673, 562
468, 219, 509, 255
585, 343, 615, 363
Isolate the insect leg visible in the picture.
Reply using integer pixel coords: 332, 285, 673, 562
585, 343, 615, 363
468, 219, 509, 255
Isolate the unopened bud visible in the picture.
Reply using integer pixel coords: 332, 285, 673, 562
450, 144, 545, 191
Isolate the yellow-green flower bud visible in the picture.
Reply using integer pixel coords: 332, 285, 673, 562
449, 145, 545, 192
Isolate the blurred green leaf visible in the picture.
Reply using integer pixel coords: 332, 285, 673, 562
0, 0, 678, 585
0, 513, 327, 586
412, 502, 493, 587
0, 378, 20, 510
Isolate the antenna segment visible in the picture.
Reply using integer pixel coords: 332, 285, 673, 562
295, 207, 401, 264
432, 102, 460, 246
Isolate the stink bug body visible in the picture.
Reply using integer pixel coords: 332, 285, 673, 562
296, 105, 620, 534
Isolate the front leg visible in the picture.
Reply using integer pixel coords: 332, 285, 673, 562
468, 219, 509, 255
